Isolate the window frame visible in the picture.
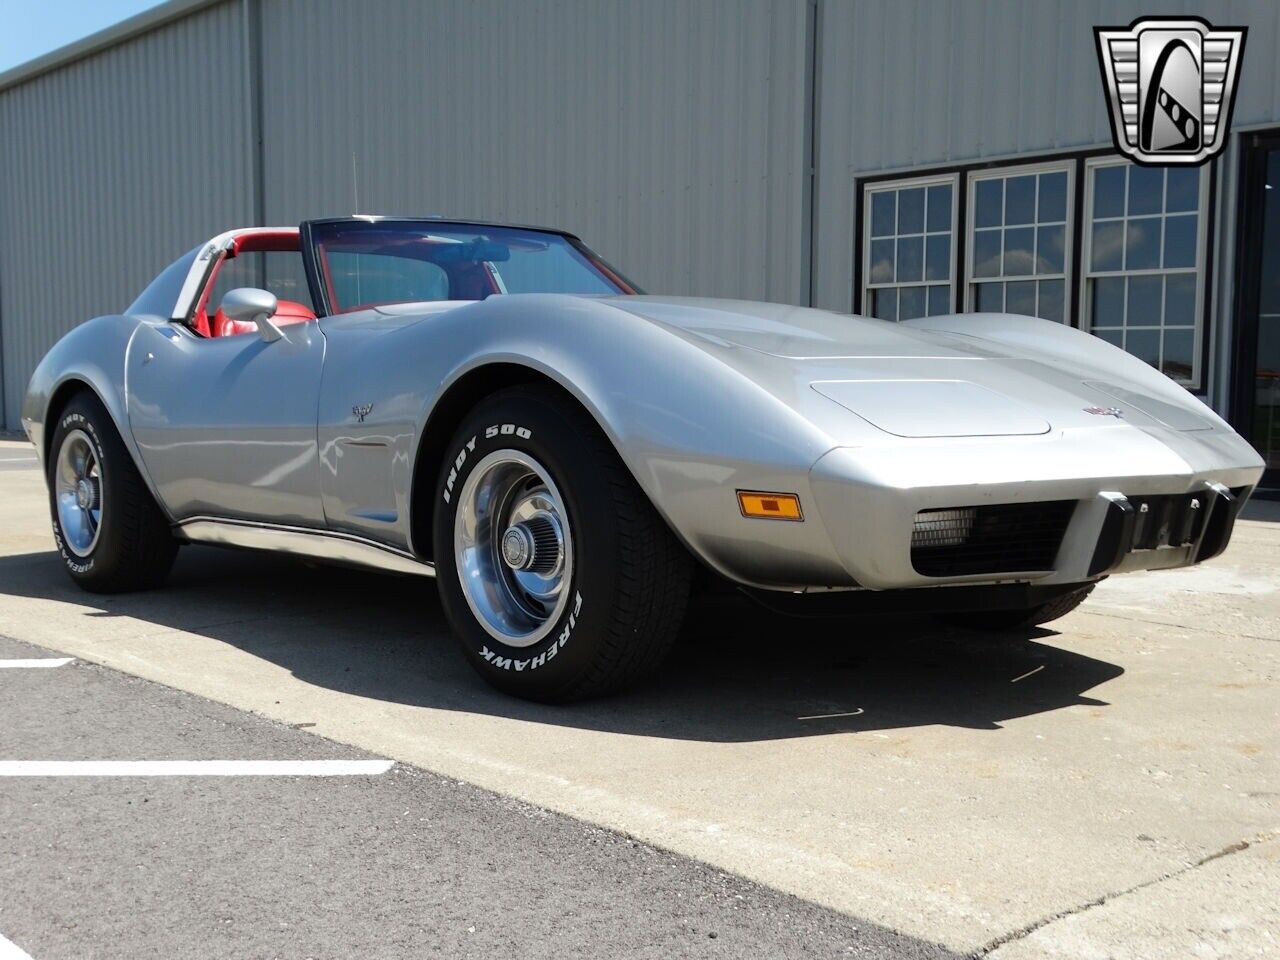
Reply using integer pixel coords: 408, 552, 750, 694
1079, 155, 1211, 389
962, 159, 1076, 322
860, 171, 960, 322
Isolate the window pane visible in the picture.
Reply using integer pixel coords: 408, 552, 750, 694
262, 255, 314, 310
1003, 226, 1035, 276
1094, 327, 1125, 348
899, 285, 927, 321
975, 281, 1003, 312
1165, 167, 1199, 213
1006, 279, 1036, 315
1128, 165, 1163, 216
898, 187, 925, 234
1038, 171, 1067, 222
1092, 221, 1124, 271
1164, 214, 1197, 268
869, 239, 895, 284
1005, 175, 1036, 225
925, 234, 950, 281
1036, 225, 1065, 274
1093, 164, 1126, 218
1165, 273, 1197, 326
896, 236, 923, 282
927, 184, 951, 232
871, 191, 896, 237
326, 252, 450, 307
1125, 217, 1162, 270
1127, 328, 1160, 367
1092, 276, 1125, 326
975, 179, 1003, 228
1161, 328, 1194, 381
972, 229, 1002, 278
928, 284, 952, 316
872, 288, 897, 321
1126, 274, 1163, 326
1037, 280, 1064, 322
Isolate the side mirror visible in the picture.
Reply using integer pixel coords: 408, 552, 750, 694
219, 287, 283, 342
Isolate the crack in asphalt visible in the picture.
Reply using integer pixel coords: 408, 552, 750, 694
970, 830, 1278, 957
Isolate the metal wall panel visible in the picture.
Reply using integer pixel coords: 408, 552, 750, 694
0, 1, 252, 429
257, 0, 811, 306
4, 0, 1278, 431
811, 0, 1280, 312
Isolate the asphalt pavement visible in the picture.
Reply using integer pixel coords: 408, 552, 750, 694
0, 634, 956, 960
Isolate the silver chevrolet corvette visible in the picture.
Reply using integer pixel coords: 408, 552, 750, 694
23, 217, 1265, 700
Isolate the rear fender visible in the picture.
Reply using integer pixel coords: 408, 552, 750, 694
23, 314, 171, 519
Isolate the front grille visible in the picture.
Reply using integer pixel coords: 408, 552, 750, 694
911, 501, 1076, 577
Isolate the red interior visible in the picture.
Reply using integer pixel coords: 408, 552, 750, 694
214, 298, 316, 337
193, 229, 318, 337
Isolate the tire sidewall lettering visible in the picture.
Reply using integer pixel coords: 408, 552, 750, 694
477, 590, 583, 672
51, 410, 100, 574
441, 423, 533, 504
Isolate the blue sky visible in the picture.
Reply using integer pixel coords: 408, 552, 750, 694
0, 0, 164, 74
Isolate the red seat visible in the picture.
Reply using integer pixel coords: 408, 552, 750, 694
214, 299, 317, 337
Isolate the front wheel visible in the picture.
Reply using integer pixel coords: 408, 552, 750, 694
47, 393, 177, 592
432, 387, 691, 702
934, 585, 1095, 632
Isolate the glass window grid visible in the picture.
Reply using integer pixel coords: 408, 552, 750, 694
965, 162, 1074, 323
862, 174, 957, 322
1081, 158, 1207, 387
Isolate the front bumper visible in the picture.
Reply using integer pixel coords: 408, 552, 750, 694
1088, 484, 1245, 576
806, 426, 1264, 590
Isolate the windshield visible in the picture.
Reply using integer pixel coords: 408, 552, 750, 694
306, 220, 634, 314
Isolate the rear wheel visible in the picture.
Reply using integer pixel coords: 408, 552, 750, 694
432, 387, 691, 701
47, 393, 177, 593
934, 585, 1095, 632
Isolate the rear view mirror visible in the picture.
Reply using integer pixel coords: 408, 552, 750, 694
220, 287, 283, 342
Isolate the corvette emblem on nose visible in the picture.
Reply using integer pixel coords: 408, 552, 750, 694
1084, 406, 1124, 418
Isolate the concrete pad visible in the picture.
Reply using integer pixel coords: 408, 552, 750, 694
989, 833, 1280, 960
0, 438, 1276, 952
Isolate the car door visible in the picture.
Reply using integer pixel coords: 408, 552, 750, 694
127, 300, 326, 528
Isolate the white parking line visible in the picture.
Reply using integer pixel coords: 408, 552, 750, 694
0, 760, 394, 777
0, 931, 35, 960
0, 659, 73, 669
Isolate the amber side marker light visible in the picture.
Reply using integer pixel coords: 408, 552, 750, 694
737, 490, 803, 521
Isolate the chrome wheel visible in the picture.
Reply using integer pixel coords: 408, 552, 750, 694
454, 449, 573, 647
55, 428, 104, 557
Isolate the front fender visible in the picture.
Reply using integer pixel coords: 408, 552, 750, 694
432, 319, 855, 588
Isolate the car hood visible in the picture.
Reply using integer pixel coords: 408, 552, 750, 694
599, 296, 1220, 439
602, 296, 975, 359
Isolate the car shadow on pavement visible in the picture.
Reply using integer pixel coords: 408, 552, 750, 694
0, 545, 1123, 743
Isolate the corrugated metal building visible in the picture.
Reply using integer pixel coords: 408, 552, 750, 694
1, 0, 1277, 485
